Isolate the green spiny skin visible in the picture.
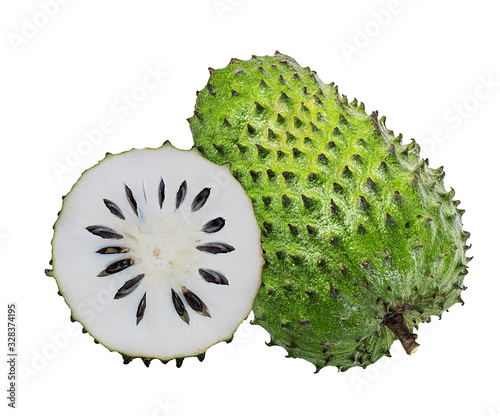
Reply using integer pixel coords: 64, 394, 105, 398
189, 52, 471, 372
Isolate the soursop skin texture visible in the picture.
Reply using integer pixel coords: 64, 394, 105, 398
189, 52, 471, 372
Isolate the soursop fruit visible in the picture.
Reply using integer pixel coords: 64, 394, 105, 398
189, 52, 471, 372
46, 143, 264, 366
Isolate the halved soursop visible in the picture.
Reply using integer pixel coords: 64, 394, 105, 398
46, 143, 264, 366
189, 52, 472, 372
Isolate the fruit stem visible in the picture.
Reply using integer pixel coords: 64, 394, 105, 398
382, 311, 420, 355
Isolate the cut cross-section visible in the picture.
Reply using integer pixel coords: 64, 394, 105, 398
48, 143, 263, 364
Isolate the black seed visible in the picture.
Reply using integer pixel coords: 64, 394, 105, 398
158, 178, 165, 209
358, 224, 366, 234
249, 170, 258, 181
328, 141, 335, 148
124, 185, 138, 216
260, 79, 267, 87
333, 127, 341, 135
394, 191, 402, 202
199, 268, 229, 285
318, 153, 327, 163
171, 289, 189, 324
213, 143, 223, 152
405, 221, 411, 228
267, 169, 275, 179
292, 148, 300, 157
237, 143, 246, 154
380, 161, 388, 170
202, 217, 225, 233
103, 199, 125, 220
293, 72, 300, 80
223, 118, 231, 127
302, 86, 309, 95
301, 102, 309, 112
308, 173, 316, 181
339, 113, 347, 124
268, 128, 277, 140
280, 91, 289, 100
136, 293, 146, 325
192, 187, 211, 211
279, 74, 285, 85
86, 225, 123, 240
294, 116, 303, 128
343, 166, 352, 176
247, 123, 256, 135
96, 246, 130, 254
277, 113, 285, 124
114, 274, 145, 299
97, 258, 134, 277
262, 196, 271, 206
254, 101, 264, 113
277, 150, 286, 159
288, 224, 298, 235
231, 89, 239, 97
387, 286, 392, 291
183, 288, 211, 317
282, 171, 293, 180
175, 181, 187, 209
306, 225, 314, 234
196, 243, 235, 254
276, 251, 285, 260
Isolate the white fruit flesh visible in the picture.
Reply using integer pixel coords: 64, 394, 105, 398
51, 144, 263, 360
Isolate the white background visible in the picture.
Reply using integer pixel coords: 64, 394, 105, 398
1, 1, 499, 415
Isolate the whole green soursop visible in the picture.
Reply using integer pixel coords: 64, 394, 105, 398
188, 52, 471, 372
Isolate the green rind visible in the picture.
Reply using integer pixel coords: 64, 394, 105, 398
189, 52, 471, 371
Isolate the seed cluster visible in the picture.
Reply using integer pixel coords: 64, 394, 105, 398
86, 181, 235, 329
